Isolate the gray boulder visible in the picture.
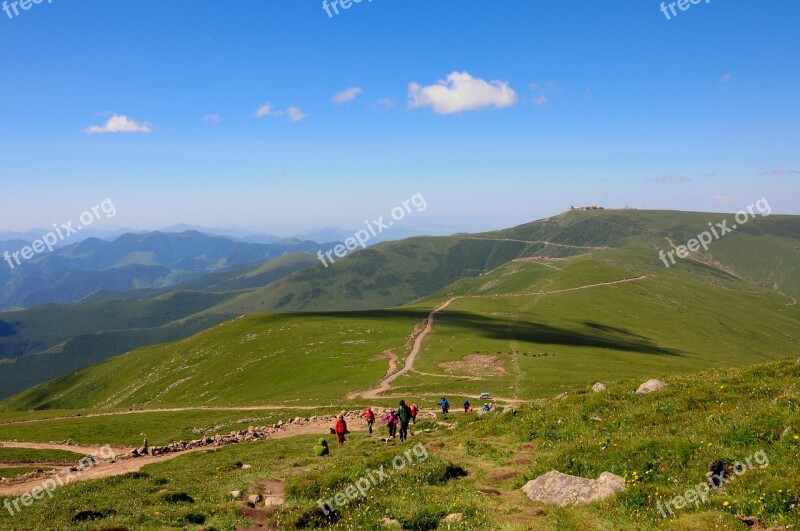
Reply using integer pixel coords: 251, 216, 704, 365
521, 470, 625, 506
635, 379, 667, 395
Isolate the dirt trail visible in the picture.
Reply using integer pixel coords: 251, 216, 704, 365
0, 416, 366, 497
0, 405, 325, 427
352, 298, 457, 399
497, 275, 650, 298
0, 441, 117, 455
467, 237, 609, 250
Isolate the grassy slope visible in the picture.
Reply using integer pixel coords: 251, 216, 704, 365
0, 360, 797, 530
0, 254, 318, 399
0, 310, 427, 411
1, 210, 797, 402
0, 409, 341, 447
4, 241, 798, 412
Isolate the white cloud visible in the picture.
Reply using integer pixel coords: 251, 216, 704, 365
763, 169, 800, 176
85, 114, 151, 134
530, 81, 557, 107
204, 113, 222, 124
647, 175, 691, 184
333, 87, 363, 105
286, 106, 308, 122
256, 104, 307, 122
408, 71, 517, 114
255, 104, 283, 118
533, 93, 550, 107
719, 72, 731, 84
376, 98, 397, 108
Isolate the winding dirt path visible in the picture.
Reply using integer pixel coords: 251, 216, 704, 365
0, 441, 115, 455
497, 275, 650, 297
467, 237, 609, 250
0, 417, 366, 497
351, 298, 457, 400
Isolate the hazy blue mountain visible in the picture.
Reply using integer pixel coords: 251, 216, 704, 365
0, 230, 328, 309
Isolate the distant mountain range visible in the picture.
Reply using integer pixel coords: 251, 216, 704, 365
1, 209, 797, 400
0, 230, 333, 309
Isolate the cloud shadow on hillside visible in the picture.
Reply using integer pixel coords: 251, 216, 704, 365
294, 309, 682, 357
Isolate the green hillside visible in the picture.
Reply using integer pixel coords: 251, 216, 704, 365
1, 209, 798, 402
0, 360, 798, 530
4, 237, 798, 412
0, 254, 317, 399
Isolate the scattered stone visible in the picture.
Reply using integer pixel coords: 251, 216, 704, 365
555, 392, 568, 400
241, 464, 252, 469
382, 517, 402, 528
443, 513, 463, 522
229, 490, 242, 499
246, 494, 263, 504
635, 379, 667, 395
521, 471, 625, 506
591, 382, 607, 393
589, 415, 603, 422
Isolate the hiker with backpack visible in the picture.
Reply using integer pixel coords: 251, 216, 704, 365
397, 400, 412, 442
463, 399, 471, 413
383, 408, 398, 439
410, 403, 418, 424
334, 412, 349, 447
439, 397, 450, 418
362, 406, 375, 435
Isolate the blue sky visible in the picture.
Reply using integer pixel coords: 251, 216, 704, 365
1, 0, 798, 235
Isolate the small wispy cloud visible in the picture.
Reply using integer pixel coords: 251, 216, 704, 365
719, 72, 731, 84
533, 93, 550, 107
333, 87, 363, 105
85, 114, 151, 134
204, 113, 222, 124
255, 104, 283, 118
375, 98, 397, 108
530, 81, 557, 107
408, 71, 517, 114
647, 175, 691, 184
286, 106, 308, 122
256, 104, 308, 122
761, 169, 800, 176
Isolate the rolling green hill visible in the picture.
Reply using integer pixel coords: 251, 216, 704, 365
0, 254, 318, 398
4, 234, 798, 412
1, 209, 798, 402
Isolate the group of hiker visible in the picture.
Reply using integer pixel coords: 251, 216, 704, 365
361, 400, 418, 442
332, 396, 493, 447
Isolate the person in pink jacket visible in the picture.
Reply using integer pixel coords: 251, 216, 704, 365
383, 408, 398, 439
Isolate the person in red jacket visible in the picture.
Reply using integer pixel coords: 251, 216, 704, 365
334, 412, 349, 446
362, 406, 375, 435
410, 403, 418, 424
